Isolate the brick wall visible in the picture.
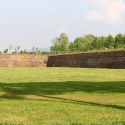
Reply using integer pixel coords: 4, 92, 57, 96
0, 54, 47, 67
47, 51, 125, 68
1, 51, 125, 68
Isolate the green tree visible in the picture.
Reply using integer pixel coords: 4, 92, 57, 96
84, 34, 95, 50
105, 35, 114, 49
50, 33, 69, 53
69, 42, 76, 52
91, 36, 105, 50
4, 49, 8, 53
69, 34, 95, 52
73, 37, 85, 52
115, 33, 125, 48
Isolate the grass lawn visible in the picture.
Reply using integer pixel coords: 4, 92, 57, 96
0, 68, 125, 125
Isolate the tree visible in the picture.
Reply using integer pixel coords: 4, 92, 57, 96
59, 33, 69, 52
69, 34, 95, 52
115, 33, 125, 48
50, 33, 125, 53
84, 34, 95, 50
50, 37, 60, 53
50, 33, 69, 53
4, 49, 8, 53
91, 36, 105, 50
104, 35, 114, 49
69, 42, 76, 52
73, 37, 86, 52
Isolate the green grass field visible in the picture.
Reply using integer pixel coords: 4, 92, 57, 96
0, 68, 125, 125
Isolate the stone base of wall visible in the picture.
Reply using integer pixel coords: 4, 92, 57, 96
47, 51, 125, 68
0, 54, 47, 67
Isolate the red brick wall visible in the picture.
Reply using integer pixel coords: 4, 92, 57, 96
0, 54, 47, 67
1, 51, 125, 68
47, 51, 125, 68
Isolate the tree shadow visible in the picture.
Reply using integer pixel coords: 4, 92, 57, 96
0, 81, 125, 95
38, 95, 125, 110
0, 81, 125, 110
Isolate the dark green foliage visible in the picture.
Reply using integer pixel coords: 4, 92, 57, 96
3, 49, 9, 53
114, 34, 125, 48
105, 35, 114, 48
51, 33, 125, 53
69, 34, 95, 52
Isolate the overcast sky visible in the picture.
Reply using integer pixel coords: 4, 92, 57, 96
0, 0, 125, 50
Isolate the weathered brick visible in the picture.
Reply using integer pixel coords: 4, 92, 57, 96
47, 51, 125, 68
0, 54, 47, 67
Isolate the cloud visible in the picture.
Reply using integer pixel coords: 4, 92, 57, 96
86, 0, 125, 24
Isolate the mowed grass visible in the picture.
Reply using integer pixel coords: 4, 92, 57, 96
0, 68, 125, 125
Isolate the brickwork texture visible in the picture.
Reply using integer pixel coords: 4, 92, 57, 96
1, 51, 125, 68
0, 54, 47, 67
47, 51, 125, 68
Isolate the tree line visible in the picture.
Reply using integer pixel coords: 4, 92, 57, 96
1, 33, 125, 54
0, 46, 45, 54
50, 33, 125, 53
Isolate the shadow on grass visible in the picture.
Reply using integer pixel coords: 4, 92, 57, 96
0, 81, 125, 94
0, 81, 125, 110
39, 95, 125, 110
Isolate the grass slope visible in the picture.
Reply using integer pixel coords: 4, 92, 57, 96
0, 68, 125, 125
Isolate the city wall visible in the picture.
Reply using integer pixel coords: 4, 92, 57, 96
0, 54, 47, 67
1, 51, 125, 68
47, 51, 125, 68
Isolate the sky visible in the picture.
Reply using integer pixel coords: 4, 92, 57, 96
0, 0, 125, 51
